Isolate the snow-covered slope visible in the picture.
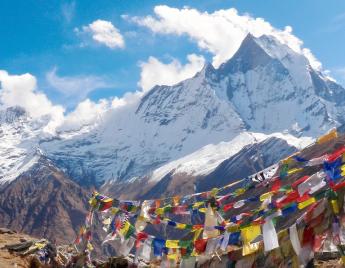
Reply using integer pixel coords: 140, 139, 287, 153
1, 33, 345, 186
0, 107, 42, 184
40, 64, 247, 184
150, 132, 313, 183
218, 34, 341, 135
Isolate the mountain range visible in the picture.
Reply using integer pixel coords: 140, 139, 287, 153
0, 33, 344, 243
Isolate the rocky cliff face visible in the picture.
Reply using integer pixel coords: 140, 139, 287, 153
0, 156, 89, 245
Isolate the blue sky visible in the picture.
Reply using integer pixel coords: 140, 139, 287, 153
1, 0, 345, 110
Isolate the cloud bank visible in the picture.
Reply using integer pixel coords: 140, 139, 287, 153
138, 54, 205, 91
0, 70, 65, 133
130, 5, 322, 70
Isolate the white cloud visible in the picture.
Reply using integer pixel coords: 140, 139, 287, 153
78, 19, 125, 49
0, 68, 144, 135
60, 90, 146, 132
138, 54, 205, 91
59, 98, 110, 132
0, 70, 65, 133
130, 5, 322, 70
46, 67, 111, 100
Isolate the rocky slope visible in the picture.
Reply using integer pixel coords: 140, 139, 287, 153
0, 156, 89, 245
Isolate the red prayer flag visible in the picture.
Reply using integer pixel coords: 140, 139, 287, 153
313, 233, 327, 252
302, 227, 314, 246
276, 190, 299, 208
297, 193, 310, 203
223, 202, 234, 212
292, 176, 309, 189
328, 146, 345, 162
136, 232, 148, 248
333, 181, 345, 191
194, 239, 207, 254
271, 178, 281, 192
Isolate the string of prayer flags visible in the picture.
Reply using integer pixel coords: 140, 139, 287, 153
75, 128, 345, 267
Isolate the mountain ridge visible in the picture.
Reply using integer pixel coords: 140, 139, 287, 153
0, 33, 344, 187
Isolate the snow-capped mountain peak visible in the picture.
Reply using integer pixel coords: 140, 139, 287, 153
1, 33, 345, 186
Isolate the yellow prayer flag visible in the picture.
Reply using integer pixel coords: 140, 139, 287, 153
235, 188, 245, 196
35, 242, 46, 250
241, 225, 261, 255
88, 197, 97, 207
317, 128, 337, 144
191, 250, 199, 257
227, 224, 239, 233
110, 207, 119, 215
282, 157, 293, 165
119, 221, 130, 236
242, 241, 260, 256
260, 192, 273, 201
79, 226, 85, 235
166, 240, 180, 249
167, 253, 178, 261
210, 188, 219, 197
198, 208, 207, 213
298, 197, 316, 210
87, 241, 93, 251
241, 225, 261, 244
193, 202, 204, 209
103, 197, 113, 203
331, 199, 340, 214
287, 168, 303, 175
155, 208, 164, 215
176, 223, 187, 229
193, 228, 203, 241
341, 164, 345, 176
